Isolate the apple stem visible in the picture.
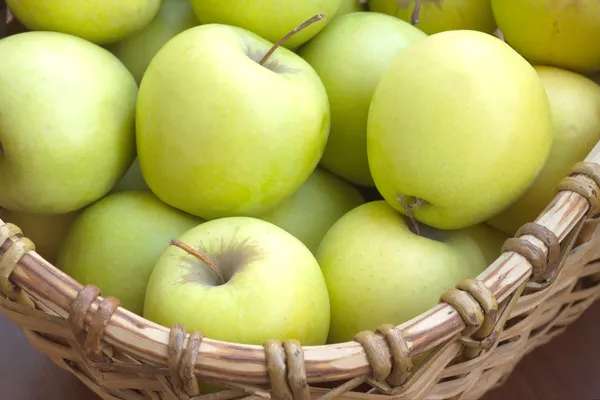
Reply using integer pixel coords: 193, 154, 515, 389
358, 0, 369, 4
411, 0, 422, 25
169, 238, 226, 285
258, 13, 327, 66
494, 28, 505, 42
397, 195, 421, 236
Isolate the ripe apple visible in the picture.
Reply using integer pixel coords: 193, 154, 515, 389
189, 0, 341, 49
258, 167, 364, 253
0, 31, 137, 215
111, 158, 150, 193
57, 191, 203, 315
298, 12, 426, 187
143, 217, 331, 345
368, 0, 496, 35
0, 208, 79, 265
367, 30, 553, 230
6, 0, 161, 45
334, 0, 366, 18
488, 66, 600, 236
316, 200, 487, 344
136, 24, 330, 220
108, 0, 199, 85
491, 0, 600, 74
465, 223, 509, 266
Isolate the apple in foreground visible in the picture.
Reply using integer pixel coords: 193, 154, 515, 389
368, 0, 496, 35
258, 167, 364, 253
0, 208, 79, 265
367, 30, 553, 230
316, 200, 487, 344
298, 12, 426, 187
491, 0, 600, 74
108, 0, 199, 84
0, 31, 137, 215
189, 0, 341, 49
136, 23, 330, 220
143, 217, 331, 346
57, 191, 203, 315
6, 0, 161, 45
488, 66, 600, 236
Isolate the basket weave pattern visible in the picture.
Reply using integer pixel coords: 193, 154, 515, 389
1, 156, 600, 400
3, 4, 600, 400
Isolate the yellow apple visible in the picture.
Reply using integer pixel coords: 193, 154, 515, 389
491, 0, 600, 74
258, 167, 364, 253
367, 30, 553, 230
488, 66, 600, 235
368, 0, 496, 35
0, 208, 78, 265
6, 0, 161, 45
316, 200, 487, 344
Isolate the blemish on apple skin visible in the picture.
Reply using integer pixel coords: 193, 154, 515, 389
177, 230, 264, 286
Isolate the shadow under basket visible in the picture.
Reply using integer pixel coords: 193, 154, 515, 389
4, 8, 600, 400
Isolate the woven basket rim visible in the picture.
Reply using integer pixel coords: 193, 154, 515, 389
1, 141, 598, 385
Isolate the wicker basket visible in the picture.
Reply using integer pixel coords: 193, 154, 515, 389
3, 5, 600, 400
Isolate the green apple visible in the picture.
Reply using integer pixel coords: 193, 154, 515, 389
258, 167, 364, 253
368, 0, 496, 35
316, 200, 487, 344
189, 0, 341, 49
108, 0, 199, 85
57, 191, 203, 315
143, 216, 331, 345
465, 223, 509, 266
367, 30, 553, 230
492, 0, 600, 74
0, 208, 79, 265
6, 0, 161, 45
111, 158, 150, 193
0, 31, 137, 215
136, 24, 330, 220
488, 66, 600, 236
298, 12, 426, 187
334, 0, 366, 17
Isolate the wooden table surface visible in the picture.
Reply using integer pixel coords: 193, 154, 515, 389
2, 302, 600, 400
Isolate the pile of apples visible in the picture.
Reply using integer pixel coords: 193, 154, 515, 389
1, 0, 600, 350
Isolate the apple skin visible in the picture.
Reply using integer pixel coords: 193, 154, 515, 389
488, 66, 600, 236
189, 0, 341, 49
316, 200, 487, 344
136, 24, 330, 220
108, 0, 199, 85
334, 0, 366, 17
367, 30, 553, 230
368, 0, 496, 35
143, 217, 331, 346
258, 167, 364, 254
0, 208, 79, 265
0, 31, 137, 215
111, 158, 150, 193
298, 12, 426, 187
465, 223, 509, 266
6, 0, 161, 45
57, 191, 203, 315
491, 0, 600, 74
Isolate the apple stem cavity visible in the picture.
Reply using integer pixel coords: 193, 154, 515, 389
494, 28, 505, 42
397, 195, 421, 236
411, 0, 422, 25
258, 13, 327, 66
169, 238, 226, 285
